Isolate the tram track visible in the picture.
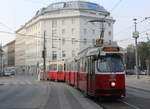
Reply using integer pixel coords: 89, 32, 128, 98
62, 82, 140, 109
95, 98, 140, 109
95, 86, 149, 109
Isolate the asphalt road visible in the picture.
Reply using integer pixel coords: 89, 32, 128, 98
124, 86, 150, 109
99, 86, 150, 109
44, 82, 102, 109
1, 75, 150, 109
0, 75, 49, 109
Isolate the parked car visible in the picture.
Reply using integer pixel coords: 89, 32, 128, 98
11, 71, 15, 75
3, 71, 12, 76
125, 69, 135, 75
140, 70, 147, 75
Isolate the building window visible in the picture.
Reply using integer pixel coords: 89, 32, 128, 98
52, 51, 57, 60
52, 40, 57, 48
62, 29, 65, 35
62, 38, 65, 45
72, 28, 75, 34
72, 38, 75, 44
52, 20, 57, 27
72, 18, 75, 24
92, 29, 95, 35
89, 12, 96, 15
91, 22, 95, 25
109, 31, 111, 36
84, 38, 87, 44
72, 50, 75, 57
108, 23, 111, 27
52, 29, 57, 37
92, 39, 95, 45
52, 29, 57, 34
62, 20, 65, 25
62, 50, 66, 57
84, 29, 87, 35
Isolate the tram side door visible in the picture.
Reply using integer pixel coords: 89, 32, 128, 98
87, 57, 95, 94
77, 61, 80, 88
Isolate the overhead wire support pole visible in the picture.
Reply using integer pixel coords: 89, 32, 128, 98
133, 18, 140, 79
43, 31, 46, 80
89, 13, 109, 40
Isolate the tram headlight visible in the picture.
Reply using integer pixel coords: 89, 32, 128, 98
111, 82, 116, 87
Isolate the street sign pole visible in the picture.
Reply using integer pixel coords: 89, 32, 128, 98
133, 18, 140, 79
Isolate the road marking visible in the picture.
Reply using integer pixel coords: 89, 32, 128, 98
26, 81, 32, 84
0, 80, 34, 85
119, 99, 140, 109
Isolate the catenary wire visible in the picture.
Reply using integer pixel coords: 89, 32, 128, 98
110, 0, 123, 12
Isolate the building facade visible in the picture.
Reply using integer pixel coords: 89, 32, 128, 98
0, 45, 3, 73
2, 40, 15, 70
15, 1, 115, 74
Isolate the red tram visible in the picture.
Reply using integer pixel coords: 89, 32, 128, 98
45, 60, 65, 81
65, 41, 125, 97
39, 40, 125, 98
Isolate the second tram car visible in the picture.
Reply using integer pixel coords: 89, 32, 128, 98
45, 60, 65, 81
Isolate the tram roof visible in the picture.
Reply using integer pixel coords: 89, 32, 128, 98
79, 41, 124, 57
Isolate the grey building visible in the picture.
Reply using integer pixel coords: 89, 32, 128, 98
2, 40, 15, 70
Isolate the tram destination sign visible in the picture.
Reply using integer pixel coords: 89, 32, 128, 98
103, 47, 120, 52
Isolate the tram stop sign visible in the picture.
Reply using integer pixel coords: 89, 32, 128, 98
133, 31, 139, 38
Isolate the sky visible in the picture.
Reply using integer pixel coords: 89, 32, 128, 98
0, 0, 150, 48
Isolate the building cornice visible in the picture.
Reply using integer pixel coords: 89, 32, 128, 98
16, 10, 113, 33
2, 40, 15, 48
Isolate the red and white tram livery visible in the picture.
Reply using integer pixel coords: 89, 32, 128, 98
66, 41, 125, 97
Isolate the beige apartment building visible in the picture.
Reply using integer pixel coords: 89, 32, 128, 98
15, 1, 115, 74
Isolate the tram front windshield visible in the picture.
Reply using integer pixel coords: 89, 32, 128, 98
97, 56, 124, 72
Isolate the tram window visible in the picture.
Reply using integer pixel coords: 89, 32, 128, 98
97, 56, 124, 72
66, 63, 68, 71
73, 62, 75, 72
88, 57, 92, 74
69, 63, 71, 72
49, 65, 52, 70
74, 63, 76, 72
83, 59, 86, 72
92, 60, 95, 73
72, 62, 74, 71
75, 63, 78, 72
80, 60, 82, 72
71, 63, 72, 72
68, 63, 70, 72
58, 65, 63, 71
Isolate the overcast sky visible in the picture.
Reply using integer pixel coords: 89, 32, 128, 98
0, 0, 150, 47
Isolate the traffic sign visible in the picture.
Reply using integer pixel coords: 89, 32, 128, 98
133, 31, 139, 38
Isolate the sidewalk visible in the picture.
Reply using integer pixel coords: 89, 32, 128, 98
126, 75, 150, 92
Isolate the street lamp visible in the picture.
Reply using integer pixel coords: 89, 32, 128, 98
132, 18, 140, 79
